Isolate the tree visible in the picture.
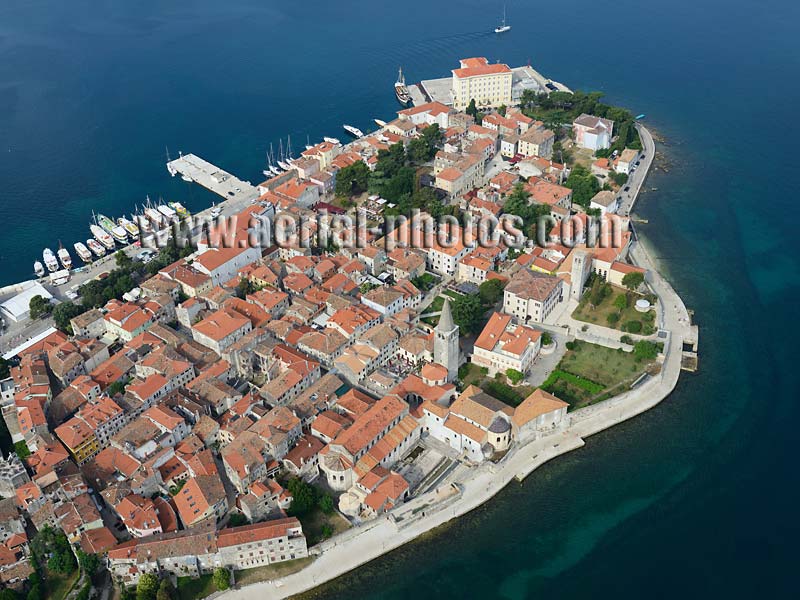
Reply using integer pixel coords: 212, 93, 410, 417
506, 369, 524, 385
318, 494, 334, 515
478, 279, 505, 307
156, 579, 173, 600
52, 301, 86, 334
335, 160, 370, 198
612, 172, 629, 186
564, 164, 600, 208
287, 478, 317, 516
497, 104, 507, 117
321, 523, 334, 539
0, 357, 10, 380
606, 313, 620, 325
26, 585, 42, 600
135, 573, 159, 600
115, 250, 133, 269
13, 441, 30, 459
77, 549, 100, 577
466, 98, 478, 120
236, 277, 257, 299
212, 568, 230, 591
624, 320, 643, 334
622, 271, 645, 292
633, 340, 659, 360
613, 293, 628, 311
28, 295, 52, 319
451, 293, 483, 334
0, 589, 20, 600
541, 332, 553, 346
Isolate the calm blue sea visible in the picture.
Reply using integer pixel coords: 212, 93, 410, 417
2, 0, 799, 597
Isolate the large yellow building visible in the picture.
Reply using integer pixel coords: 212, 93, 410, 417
451, 57, 513, 110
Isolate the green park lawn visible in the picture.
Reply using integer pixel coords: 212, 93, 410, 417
572, 283, 657, 334
541, 340, 657, 409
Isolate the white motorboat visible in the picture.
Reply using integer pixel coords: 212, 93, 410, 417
34, 261, 45, 277
57, 247, 72, 270
374, 119, 387, 127
43, 248, 59, 272
86, 239, 106, 257
74, 242, 93, 262
343, 124, 364, 138
323, 136, 340, 145
90, 225, 116, 250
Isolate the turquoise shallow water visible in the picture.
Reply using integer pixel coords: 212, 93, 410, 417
2, 0, 799, 597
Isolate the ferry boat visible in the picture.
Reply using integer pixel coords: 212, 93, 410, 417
343, 124, 364, 138
323, 137, 340, 145
168, 202, 190, 219
74, 242, 93, 263
394, 67, 412, 106
90, 224, 116, 250
158, 203, 177, 222
494, 5, 511, 33
43, 248, 59, 272
57, 247, 72, 270
86, 238, 106, 257
34, 261, 45, 277
118, 217, 140, 240
374, 119, 387, 127
134, 213, 153, 233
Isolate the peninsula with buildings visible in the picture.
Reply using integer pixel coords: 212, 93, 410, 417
0, 56, 698, 600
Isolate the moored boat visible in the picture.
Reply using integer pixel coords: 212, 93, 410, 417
144, 207, 165, 228
86, 238, 106, 257
374, 119, 387, 127
394, 67, 412, 106
34, 261, 45, 277
57, 247, 72, 270
74, 242, 93, 262
323, 137, 340, 145
343, 124, 364, 138
118, 217, 140, 240
43, 248, 59, 272
168, 202, 190, 219
158, 204, 177, 221
90, 224, 116, 250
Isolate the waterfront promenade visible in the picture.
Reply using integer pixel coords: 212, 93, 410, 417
224, 126, 694, 600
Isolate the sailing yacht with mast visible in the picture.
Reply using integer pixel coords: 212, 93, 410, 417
494, 5, 511, 33
395, 67, 411, 106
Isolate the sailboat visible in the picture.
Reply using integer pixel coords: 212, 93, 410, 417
262, 150, 273, 177
395, 67, 411, 106
277, 139, 291, 171
494, 5, 511, 33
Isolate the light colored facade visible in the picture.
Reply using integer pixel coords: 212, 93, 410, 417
451, 57, 513, 110
503, 269, 563, 324
471, 312, 542, 377
573, 114, 614, 151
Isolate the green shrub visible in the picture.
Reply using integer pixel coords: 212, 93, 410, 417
624, 320, 642, 333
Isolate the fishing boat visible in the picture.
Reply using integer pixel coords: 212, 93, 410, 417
343, 124, 364, 138
494, 5, 511, 33
86, 238, 106, 257
158, 203, 178, 221
34, 261, 45, 277
118, 217, 140, 240
323, 137, 340, 145
43, 248, 59, 272
90, 225, 116, 250
394, 67, 412, 106
374, 119, 387, 127
57, 246, 72, 270
168, 202, 190, 219
74, 242, 93, 263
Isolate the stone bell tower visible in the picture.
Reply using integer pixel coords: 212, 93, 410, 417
433, 297, 460, 382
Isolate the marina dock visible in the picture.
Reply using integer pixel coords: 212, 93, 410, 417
167, 153, 260, 203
